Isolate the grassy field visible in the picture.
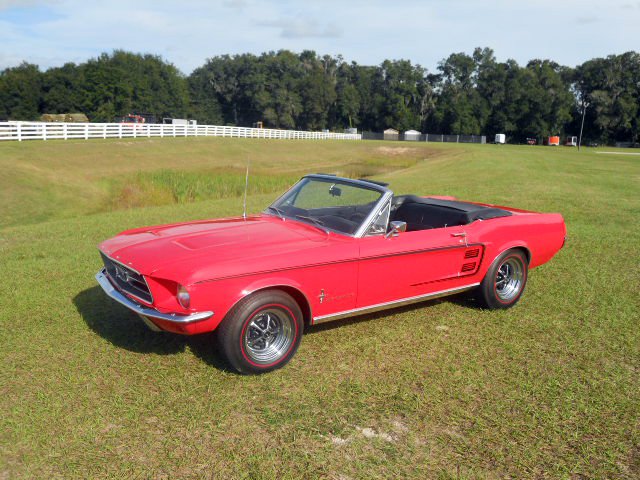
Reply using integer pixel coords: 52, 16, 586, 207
1, 138, 638, 478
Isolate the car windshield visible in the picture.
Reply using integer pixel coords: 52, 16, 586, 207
266, 177, 385, 235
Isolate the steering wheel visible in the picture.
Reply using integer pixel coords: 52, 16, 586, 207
319, 215, 358, 234
349, 212, 367, 223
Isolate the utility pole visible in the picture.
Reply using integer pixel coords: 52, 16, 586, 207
578, 97, 589, 151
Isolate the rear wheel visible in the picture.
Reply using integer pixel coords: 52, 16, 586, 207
478, 249, 528, 309
217, 290, 303, 374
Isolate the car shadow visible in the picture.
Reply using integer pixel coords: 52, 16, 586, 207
73, 286, 231, 370
75, 286, 479, 368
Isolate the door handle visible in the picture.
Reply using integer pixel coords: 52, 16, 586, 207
451, 232, 468, 246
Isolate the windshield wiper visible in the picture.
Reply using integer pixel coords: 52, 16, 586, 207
294, 215, 329, 233
266, 206, 286, 220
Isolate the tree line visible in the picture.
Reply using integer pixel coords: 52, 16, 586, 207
1, 48, 638, 144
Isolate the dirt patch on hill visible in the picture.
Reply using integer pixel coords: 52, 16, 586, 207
376, 146, 421, 156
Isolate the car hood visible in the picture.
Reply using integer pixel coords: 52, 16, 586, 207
98, 214, 355, 284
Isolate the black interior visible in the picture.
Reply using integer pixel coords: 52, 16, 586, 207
280, 196, 512, 235
390, 195, 512, 231
280, 204, 372, 234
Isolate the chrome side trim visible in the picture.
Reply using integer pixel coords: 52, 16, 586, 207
96, 269, 214, 324
312, 283, 480, 324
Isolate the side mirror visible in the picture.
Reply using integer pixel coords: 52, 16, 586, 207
329, 184, 342, 197
385, 220, 407, 238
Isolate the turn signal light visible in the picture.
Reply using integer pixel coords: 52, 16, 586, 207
177, 285, 191, 309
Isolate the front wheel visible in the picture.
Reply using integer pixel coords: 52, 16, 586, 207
477, 249, 528, 309
217, 290, 303, 374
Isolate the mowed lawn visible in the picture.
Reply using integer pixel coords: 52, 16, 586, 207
0, 138, 638, 479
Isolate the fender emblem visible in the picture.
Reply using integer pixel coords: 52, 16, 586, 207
318, 289, 326, 303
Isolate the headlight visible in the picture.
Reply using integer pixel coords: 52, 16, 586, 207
177, 285, 191, 309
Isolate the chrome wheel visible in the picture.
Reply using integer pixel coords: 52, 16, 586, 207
243, 308, 295, 365
495, 257, 524, 301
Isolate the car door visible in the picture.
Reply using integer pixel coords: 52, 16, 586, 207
356, 226, 482, 308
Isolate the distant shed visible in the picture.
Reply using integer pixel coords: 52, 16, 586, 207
384, 128, 399, 140
404, 129, 421, 141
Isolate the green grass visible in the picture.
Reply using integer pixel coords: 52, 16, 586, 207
1, 138, 638, 478
0, 138, 424, 228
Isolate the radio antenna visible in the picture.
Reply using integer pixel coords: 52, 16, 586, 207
242, 159, 250, 220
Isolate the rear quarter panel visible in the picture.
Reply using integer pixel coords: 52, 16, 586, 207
466, 212, 566, 276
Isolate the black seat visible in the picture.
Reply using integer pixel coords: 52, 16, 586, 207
391, 195, 512, 231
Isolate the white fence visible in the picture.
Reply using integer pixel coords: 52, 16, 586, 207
0, 121, 362, 142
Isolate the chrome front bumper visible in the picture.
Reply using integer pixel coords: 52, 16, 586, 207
95, 269, 214, 329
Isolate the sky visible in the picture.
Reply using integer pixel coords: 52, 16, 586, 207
1, 0, 639, 74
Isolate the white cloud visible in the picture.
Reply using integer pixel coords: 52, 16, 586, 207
576, 16, 598, 24
257, 17, 342, 38
222, 0, 247, 9
0, 0, 638, 73
0, 0, 46, 10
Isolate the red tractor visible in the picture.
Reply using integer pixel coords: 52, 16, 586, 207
119, 114, 146, 124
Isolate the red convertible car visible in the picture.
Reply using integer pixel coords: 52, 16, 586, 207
96, 174, 566, 373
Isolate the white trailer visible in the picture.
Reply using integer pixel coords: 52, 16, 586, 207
495, 133, 506, 144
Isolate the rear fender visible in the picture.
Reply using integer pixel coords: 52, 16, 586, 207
468, 212, 565, 275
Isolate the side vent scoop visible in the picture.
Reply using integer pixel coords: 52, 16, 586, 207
464, 248, 480, 259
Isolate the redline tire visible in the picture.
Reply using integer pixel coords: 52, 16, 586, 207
217, 290, 304, 374
478, 249, 528, 309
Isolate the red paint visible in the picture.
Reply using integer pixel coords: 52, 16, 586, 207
98, 199, 565, 334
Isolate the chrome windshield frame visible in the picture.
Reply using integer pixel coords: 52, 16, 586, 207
264, 174, 393, 238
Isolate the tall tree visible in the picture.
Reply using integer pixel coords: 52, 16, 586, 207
573, 52, 640, 143
297, 51, 337, 130
80, 51, 190, 122
377, 59, 426, 131
429, 51, 488, 135
41, 62, 84, 115
0, 63, 43, 120
331, 60, 362, 129
1, 48, 639, 144
521, 59, 574, 139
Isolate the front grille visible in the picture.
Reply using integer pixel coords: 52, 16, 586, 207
100, 252, 153, 304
